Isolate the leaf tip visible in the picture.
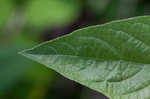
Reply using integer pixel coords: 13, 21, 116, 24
18, 48, 33, 58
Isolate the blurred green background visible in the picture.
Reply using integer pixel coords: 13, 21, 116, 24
0, 0, 150, 99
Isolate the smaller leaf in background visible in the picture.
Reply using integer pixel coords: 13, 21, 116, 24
0, 0, 15, 29
21, 16, 150, 99
24, 0, 81, 27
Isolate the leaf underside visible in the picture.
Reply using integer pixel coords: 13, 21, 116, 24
21, 16, 150, 99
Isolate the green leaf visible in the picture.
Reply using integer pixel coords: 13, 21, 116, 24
20, 16, 150, 99
25, 0, 80, 27
0, 0, 14, 29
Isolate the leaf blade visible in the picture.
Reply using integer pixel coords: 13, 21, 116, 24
21, 16, 150, 99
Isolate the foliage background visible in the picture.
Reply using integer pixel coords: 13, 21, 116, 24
0, 0, 150, 99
